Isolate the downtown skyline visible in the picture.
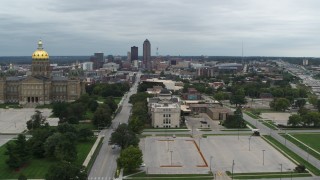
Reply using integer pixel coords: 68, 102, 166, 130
1, 0, 320, 57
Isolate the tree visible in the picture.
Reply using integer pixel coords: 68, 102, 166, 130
5, 134, 30, 169
18, 173, 27, 180
223, 108, 246, 128
57, 123, 78, 135
230, 88, 247, 107
15, 134, 30, 163
110, 123, 139, 149
26, 110, 47, 130
295, 99, 306, 108
104, 96, 118, 113
5, 143, 22, 169
117, 145, 143, 173
78, 128, 94, 141
92, 104, 112, 128
54, 138, 77, 162
28, 127, 55, 158
52, 102, 69, 119
44, 133, 63, 157
308, 95, 318, 107
287, 114, 302, 127
270, 98, 290, 111
302, 112, 320, 127
44, 132, 77, 162
46, 162, 87, 180
214, 92, 229, 101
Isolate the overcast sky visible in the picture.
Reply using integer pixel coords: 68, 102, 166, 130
1, 0, 320, 57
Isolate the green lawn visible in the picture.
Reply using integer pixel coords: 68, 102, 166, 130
114, 97, 122, 105
125, 172, 214, 180
282, 133, 320, 161
0, 137, 96, 179
244, 111, 260, 119
263, 135, 320, 175
262, 120, 278, 130
84, 110, 94, 120
0, 103, 22, 109
74, 122, 96, 131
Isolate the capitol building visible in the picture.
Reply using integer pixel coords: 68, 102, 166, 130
0, 40, 85, 105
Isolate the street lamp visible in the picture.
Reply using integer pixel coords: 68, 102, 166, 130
231, 160, 235, 180
170, 150, 173, 166
210, 156, 213, 173
284, 130, 287, 146
167, 137, 170, 152
279, 163, 283, 180
307, 146, 310, 162
199, 137, 201, 151
262, 150, 265, 165
248, 136, 252, 151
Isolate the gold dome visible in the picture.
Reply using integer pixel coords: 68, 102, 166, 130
32, 40, 49, 60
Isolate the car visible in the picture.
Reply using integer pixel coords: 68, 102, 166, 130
140, 163, 146, 167
112, 145, 116, 149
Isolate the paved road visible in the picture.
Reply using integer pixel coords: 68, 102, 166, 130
88, 73, 141, 180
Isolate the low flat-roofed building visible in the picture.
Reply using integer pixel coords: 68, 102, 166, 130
206, 106, 232, 121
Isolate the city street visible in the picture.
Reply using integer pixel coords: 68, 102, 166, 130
88, 73, 140, 180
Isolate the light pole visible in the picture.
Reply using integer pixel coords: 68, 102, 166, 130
210, 156, 213, 173
307, 146, 310, 162
248, 136, 252, 151
284, 130, 287, 146
170, 150, 173, 166
231, 160, 235, 180
279, 163, 283, 180
262, 150, 265, 165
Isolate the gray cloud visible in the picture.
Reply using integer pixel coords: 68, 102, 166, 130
0, 0, 320, 56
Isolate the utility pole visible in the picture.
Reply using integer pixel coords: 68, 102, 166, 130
262, 150, 265, 165
170, 150, 173, 166
210, 156, 213, 174
231, 160, 235, 180
248, 136, 252, 151
280, 163, 283, 180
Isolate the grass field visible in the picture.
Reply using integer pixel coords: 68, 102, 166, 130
262, 120, 278, 130
114, 97, 122, 105
125, 172, 214, 180
244, 111, 260, 119
283, 133, 320, 161
0, 137, 96, 179
263, 135, 320, 176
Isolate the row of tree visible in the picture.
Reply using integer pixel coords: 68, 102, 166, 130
288, 111, 320, 127
109, 91, 151, 173
86, 83, 130, 97
5, 112, 93, 179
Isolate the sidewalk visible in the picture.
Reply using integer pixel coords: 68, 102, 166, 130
83, 133, 104, 167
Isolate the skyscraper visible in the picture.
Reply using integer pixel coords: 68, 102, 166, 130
143, 39, 151, 70
131, 46, 138, 62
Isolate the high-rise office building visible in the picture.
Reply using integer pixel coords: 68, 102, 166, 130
131, 46, 138, 62
143, 39, 151, 70
91, 52, 104, 69
127, 51, 131, 61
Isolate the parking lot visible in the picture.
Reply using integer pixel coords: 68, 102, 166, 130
260, 112, 296, 125
0, 108, 54, 134
141, 135, 296, 174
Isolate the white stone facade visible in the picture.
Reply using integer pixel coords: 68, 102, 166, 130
150, 103, 180, 128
